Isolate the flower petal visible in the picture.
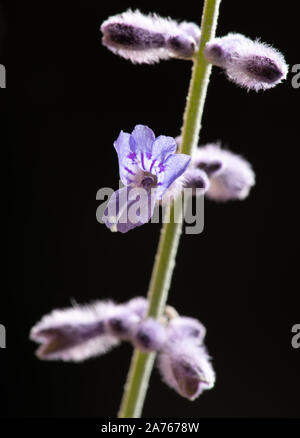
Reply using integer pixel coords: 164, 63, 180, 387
102, 186, 156, 233
30, 301, 120, 362
156, 153, 191, 198
114, 131, 139, 185
152, 135, 177, 162
130, 125, 155, 156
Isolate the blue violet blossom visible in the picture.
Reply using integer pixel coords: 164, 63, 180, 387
102, 125, 191, 233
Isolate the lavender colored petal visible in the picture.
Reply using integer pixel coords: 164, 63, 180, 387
152, 135, 177, 162
156, 153, 191, 198
102, 186, 156, 233
114, 131, 139, 185
130, 124, 155, 156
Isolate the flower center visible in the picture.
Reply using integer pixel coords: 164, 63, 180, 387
141, 172, 158, 191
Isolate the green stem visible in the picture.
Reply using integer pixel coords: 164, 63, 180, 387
118, 0, 222, 419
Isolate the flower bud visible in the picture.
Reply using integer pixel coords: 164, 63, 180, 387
192, 144, 255, 201
205, 33, 288, 91
157, 341, 215, 400
132, 318, 167, 352
30, 301, 120, 362
101, 9, 199, 64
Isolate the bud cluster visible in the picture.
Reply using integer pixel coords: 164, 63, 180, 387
100, 11, 288, 92
162, 142, 255, 203
30, 297, 215, 400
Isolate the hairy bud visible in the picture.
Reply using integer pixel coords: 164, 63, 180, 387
205, 33, 288, 91
30, 301, 120, 362
101, 9, 200, 64
157, 341, 215, 400
192, 144, 255, 201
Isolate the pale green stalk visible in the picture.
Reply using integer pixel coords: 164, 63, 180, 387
118, 0, 222, 418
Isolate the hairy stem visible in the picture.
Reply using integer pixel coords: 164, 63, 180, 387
118, 0, 221, 418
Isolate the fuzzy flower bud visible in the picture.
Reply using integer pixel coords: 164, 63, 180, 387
205, 33, 288, 91
157, 340, 215, 400
192, 143, 255, 201
132, 318, 167, 352
30, 301, 120, 362
101, 9, 200, 64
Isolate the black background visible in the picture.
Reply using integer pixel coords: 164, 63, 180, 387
2, 0, 300, 418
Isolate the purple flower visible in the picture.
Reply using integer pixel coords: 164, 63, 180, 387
192, 143, 255, 201
102, 125, 191, 233
101, 10, 200, 64
157, 340, 215, 400
205, 33, 288, 91
30, 301, 120, 362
